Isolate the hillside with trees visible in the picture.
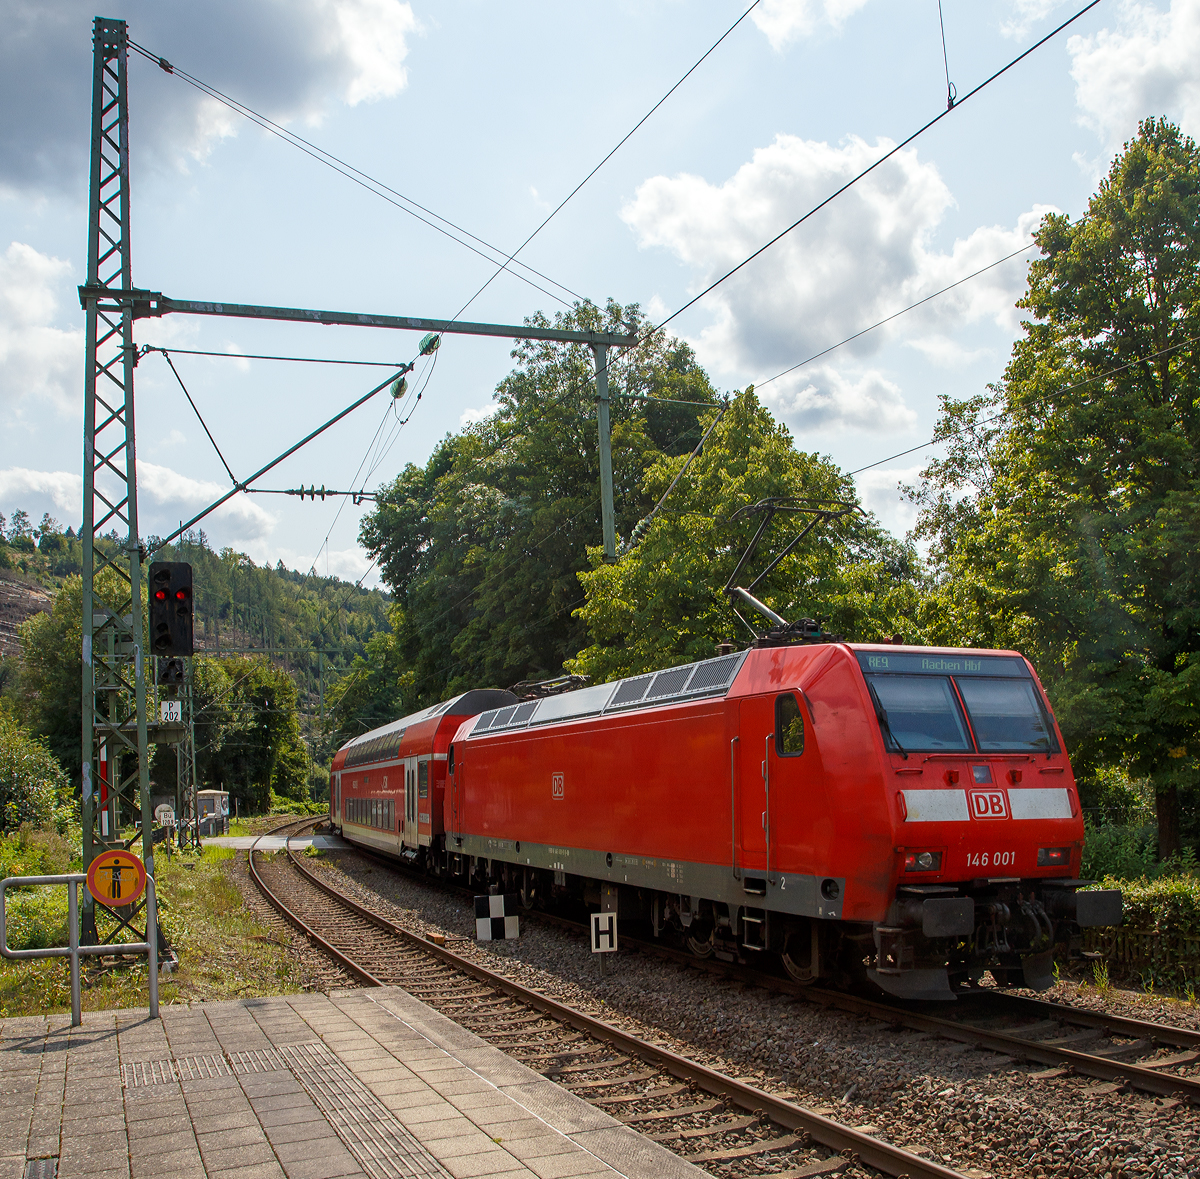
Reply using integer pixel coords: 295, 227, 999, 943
0, 517, 391, 813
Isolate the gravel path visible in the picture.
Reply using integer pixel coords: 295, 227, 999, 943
300, 846, 1198, 1179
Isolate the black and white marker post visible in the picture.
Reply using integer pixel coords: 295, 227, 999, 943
475, 893, 520, 941
591, 884, 618, 975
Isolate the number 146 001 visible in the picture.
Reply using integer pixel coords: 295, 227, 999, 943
966, 850, 1016, 869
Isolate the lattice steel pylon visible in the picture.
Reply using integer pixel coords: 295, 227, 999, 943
80, 16, 155, 943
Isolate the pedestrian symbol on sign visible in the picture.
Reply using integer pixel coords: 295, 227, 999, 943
85, 848, 147, 907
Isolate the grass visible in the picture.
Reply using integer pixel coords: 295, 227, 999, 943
0, 840, 307, 1018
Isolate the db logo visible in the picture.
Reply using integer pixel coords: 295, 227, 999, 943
968, 789, 1009, 819
551, 773, 564, 800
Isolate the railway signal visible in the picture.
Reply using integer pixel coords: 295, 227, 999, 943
148, 561, 194, 656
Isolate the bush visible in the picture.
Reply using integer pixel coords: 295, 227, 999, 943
1081, 821, 1161, 880
0, 824, 80, 878
268, 789, 326, 816
1109, 872, 1200, 937
0, 712, 73, 832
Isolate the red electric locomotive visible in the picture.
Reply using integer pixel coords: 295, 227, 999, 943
332, 643, 1120, 1000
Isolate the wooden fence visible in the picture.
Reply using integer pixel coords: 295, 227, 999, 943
1083, 927, 1200, 983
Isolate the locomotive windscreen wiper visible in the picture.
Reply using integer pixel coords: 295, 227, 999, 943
867, 681, 908, 760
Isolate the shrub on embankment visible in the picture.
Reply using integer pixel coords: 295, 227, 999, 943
1084, 872, 1200, 991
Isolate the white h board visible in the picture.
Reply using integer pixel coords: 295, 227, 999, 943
590, 911, 618, 953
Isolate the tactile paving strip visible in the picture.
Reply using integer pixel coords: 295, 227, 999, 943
122, 1046, 287, 1087
278, 1041, 454, 1179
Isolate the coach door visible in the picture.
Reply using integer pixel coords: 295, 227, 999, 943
403, 757, 419, 848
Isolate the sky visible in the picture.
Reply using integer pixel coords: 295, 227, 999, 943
1, 0, 1196, 588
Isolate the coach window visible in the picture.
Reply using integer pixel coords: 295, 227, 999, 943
418, 761, 429, 800
775, 693, 805, 756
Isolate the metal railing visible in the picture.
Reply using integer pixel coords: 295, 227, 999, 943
0, 874, 159, 1026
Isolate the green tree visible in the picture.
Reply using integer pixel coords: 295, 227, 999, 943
17, 571, 128, 779
910, 119, 1200, 858
324, 604, 414, 750
359, 299, 721, 703
0, 708, 72, 831
569, 389, 921, 681
191, 655, 310, 813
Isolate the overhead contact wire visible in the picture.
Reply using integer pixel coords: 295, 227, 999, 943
616, 1, 1103, 370
126, 40, 583, 308
158, 350, 239, 486
450, 0, 765, 320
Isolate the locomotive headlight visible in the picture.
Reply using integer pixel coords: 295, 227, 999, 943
904, 851, 942, 872
1037, 846, 1070, 867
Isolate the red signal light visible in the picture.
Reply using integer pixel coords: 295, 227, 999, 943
175, 588, 189, 600
154, 590, 167, 600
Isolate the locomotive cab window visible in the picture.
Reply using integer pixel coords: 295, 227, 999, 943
775, 693, 805, 756
867, 675, 971, 752
955, 677, 1057, 752
418, 761, 429, 800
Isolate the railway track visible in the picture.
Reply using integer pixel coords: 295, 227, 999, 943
249, 819, 967, 1179
332, 832, 1200, 1107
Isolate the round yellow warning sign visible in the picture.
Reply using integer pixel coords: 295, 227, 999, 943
86, 849, 147, 907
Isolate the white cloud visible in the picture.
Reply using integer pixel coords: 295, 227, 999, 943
751, 0, 870, 49
1070, 0, 1200, 147
763, 365, 915, 434
0, 462, 276, 541
854, 465, 922, 537
222, 345, 252, 374
623, 135, 1049, 384
1000, 0, 1069, 39
137, 461, 276, 539
317, 545, 375, 582
905, 335, 993, 368
0, 468, 84, 518
0, 0, 420, 193
460, 402, 499, 427
336, 0, 419, 105
0, 242, 83, 419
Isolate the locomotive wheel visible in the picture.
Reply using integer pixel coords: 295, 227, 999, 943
781, 930, 816, 985
686, 926, 716, 958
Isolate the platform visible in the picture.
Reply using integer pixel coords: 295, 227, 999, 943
0, 987, 704, 1179
198, 835, 348, 851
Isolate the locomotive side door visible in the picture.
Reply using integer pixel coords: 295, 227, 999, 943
737, 697, 773, 885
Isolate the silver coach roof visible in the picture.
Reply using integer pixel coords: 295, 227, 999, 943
467, 649, 749, 738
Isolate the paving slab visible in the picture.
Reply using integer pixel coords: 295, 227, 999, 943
0, 987, 705, 1179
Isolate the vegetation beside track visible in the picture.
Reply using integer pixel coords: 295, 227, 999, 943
0, 836, 309, 1018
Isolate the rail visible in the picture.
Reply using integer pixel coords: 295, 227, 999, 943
337, 836, 1200, 1104
0, 874, 159, 1026
250, 820, 969, 1179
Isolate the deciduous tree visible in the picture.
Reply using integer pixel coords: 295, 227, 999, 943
569, 389, 921, 681
911, 119, 1200, 858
